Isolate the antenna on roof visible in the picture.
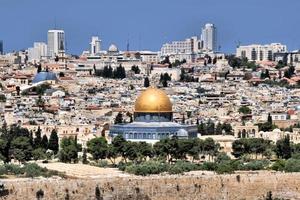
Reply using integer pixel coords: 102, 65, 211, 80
126, 39, 130, 52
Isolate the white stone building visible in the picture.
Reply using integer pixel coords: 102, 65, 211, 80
236, 43, 287, 61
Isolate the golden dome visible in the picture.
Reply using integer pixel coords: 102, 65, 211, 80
135, 87, 172, 113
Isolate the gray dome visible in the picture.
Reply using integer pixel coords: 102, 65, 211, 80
108, 44, 118, 52
177, 129, 188, 138
32, 72, 57, 84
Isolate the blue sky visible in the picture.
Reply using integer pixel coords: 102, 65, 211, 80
0, 0, 300, 54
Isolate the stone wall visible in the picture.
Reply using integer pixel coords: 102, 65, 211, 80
1, 171, 300, 200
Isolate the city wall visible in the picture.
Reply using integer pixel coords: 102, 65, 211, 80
1, 171, 300, 200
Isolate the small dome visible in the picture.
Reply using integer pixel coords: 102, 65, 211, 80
134, 87, 172, 113
32, 72, 57, 84
108, 44, 118, 52
177, 129, 188, 137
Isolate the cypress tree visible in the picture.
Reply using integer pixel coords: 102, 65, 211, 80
41, 135, 49, 150
34, 127, 42, 149
144, 77, 150, 88
48, 129, 59, 154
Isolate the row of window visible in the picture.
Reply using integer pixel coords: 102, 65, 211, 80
124, 132, 173, 140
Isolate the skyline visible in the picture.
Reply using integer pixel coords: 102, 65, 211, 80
1, 0, 300, 54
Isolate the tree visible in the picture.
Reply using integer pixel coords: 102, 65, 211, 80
198, 121, 206, 135
160, 73, 171, 87
161, 56, 171, 67
82, 148, 88, 164
131, 65, 140, 74
137, 142, 153, 161
59, 137, 81, 163
34, 127, 42, 149
111, 135, 128, 162
0, 138, 7, 161
275, 60, 285, 69
36, 96, 45, 108
203, 138, 219, 161
144, 77, 150, 88
215, 123, 223, 135
11, 136, 33, 163
59, 72, 65, 77
222, 123, 233, 135
212, 57, 217, 64
227, 55, 241, 68
0, 94, 6, 102
206, 119, 215, 135
87, 137, 108, 161
232, 139, 246, 158
37, 64, 42, 73
48, 130, 59, 154
114, 112, 123, 124
187, 138, 204, 161
276, 135, 292, 159
162, 79, 168, 87
32, 148, 46, 160
238, 106, 251, 115
284, 65, 295, 79
41, 135, 48, 150
107, 144, 118, 165
54, 55, 59, 62
16, 86, 20, 96
232, 138, 272, 159
123, 141, 138, 162
267, 113, 272, 124
0, 124, 31, 163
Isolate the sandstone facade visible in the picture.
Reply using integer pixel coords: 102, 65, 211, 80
1, 172, 300, 200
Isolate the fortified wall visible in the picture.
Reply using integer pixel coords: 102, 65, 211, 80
1, 172, 300, 200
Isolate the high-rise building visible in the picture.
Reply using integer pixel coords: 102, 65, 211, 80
201, 23, 217, 52
28, 42, 48, 62
47, 30, 65, 58
0, 40, 3, 55
161, 38, 193, 55
90, 36, 101, 55
236, 43, 287, 61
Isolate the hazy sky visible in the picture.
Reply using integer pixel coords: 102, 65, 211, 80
0, 0, 300, 54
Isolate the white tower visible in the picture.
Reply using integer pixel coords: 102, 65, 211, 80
201, 23, 217, 52
90, 36, 101, 55
47, 30, 65, 58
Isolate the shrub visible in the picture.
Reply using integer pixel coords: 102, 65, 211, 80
215, 152, 231, 163
0, 165, 6, 176
271, 160, 286, 171
229, 160, 244, 170
4, 164, 24, 175
125, 161, 168, 176
118, 161, 132, 171
284, 159, 300, 172
239, 160, 270, 171
24, 163, 44, 178
291, 153, 300, 159
32, 148, 47, 161
168, 164, 184, 174
97, 160, 108, 168
171, 161, 199, 172
200, 162, 218, 171
216, 161, 235, 174
0, 163, 64, 178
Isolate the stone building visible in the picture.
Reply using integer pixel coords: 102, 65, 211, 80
110, 87, 198, 143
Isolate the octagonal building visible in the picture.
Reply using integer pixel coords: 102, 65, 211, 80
109, 87, 197, 143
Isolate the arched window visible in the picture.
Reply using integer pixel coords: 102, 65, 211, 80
242, 129, 246, 138
238, 131, 241, 138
